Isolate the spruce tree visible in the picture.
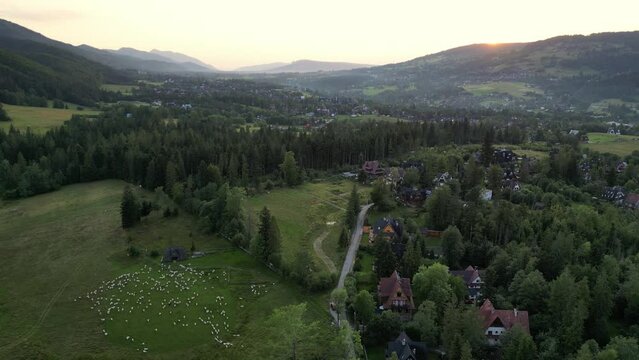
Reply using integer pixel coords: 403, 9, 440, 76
121, 186, 140, 228
345, 184, 360, 229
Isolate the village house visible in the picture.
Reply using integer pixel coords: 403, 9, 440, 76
616, 161, 628, 173
370, 217, 402, 243
493, 149, 517, 164
362, 160, 385, 178
503, 179, 521, 191
450, 266, 484, 302
479, 299, 530, 346
385, 332, 428, 360
397, 186, 431, 206
602, 186, 626, 205
378, 271, 415, 320
625, 193, 639, 209
433, 172, 452, 187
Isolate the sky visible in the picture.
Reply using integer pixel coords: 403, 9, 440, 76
1, 0, 638, 70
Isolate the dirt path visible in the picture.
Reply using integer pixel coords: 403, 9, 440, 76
313, 230, 337, 273
0, 275, 74, 354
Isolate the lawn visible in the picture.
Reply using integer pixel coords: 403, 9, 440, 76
101, 84, 138, 95
1, 103, 100, 133
584, 132, 639, 157
0, 180, 331, 358
245, 180, 365, 271
463, 81, 543, 98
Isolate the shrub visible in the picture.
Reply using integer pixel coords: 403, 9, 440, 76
149, 250, 160, 258
127, 246, 140, 258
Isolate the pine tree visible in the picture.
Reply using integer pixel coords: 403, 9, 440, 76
481, 130, 494, 167
345, 184, 360, 229
121, 186, 140, 228
339, 227, 350, 248
279, 151, 301, 186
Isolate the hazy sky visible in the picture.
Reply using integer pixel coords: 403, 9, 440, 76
1, 0, 638, 70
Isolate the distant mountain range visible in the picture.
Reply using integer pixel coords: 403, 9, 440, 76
1, 17, 639, 114
0, 19, 216, 73
234, 59, 372, 73
283, 31, 639, 112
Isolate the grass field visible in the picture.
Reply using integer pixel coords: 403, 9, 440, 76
0, 180, 331, 358
588, 98, 639, 115
245, 180, 367, 271
463, 81, 544, 98
101, 84, 138, 95
584, 132, 639, 157
362, 85, 398, 96
1, 103, 100, 133
334, 114, 408, 123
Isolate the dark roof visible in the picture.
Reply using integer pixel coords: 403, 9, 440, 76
385, 332, 428, 360
372, 217, 402, 238
450, 266, 481, 286
162, 247, 188, 262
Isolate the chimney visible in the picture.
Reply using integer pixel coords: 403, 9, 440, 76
514, 308, 518, 317
402, 338, 406, 346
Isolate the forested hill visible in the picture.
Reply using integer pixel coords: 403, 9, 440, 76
0, 19, 215, 74
282, 31, 639, 114
0, 37, 122, 106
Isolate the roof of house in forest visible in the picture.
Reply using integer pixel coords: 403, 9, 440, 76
385, 331, 428, 360
479, 299, 530, 334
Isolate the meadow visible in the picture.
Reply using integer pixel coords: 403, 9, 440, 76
1, 103, 100, 133
101, 84, 139, 95
0, 180, 332, 359
245, 180, 367, 271
463, 81, 544, 98
584, 132, 639, 157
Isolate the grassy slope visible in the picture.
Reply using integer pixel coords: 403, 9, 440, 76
101, 84, 138, 95
0, 180, 331, 359
584, 132, 639, 157
245, 180, 358, 271
463, 81, 544, 98
1, 103, 100, 133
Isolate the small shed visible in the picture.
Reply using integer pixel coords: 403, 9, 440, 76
162, 247, 188, 262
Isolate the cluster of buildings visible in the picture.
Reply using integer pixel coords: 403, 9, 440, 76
379, 268, 530, 359
602, 186, 639, 209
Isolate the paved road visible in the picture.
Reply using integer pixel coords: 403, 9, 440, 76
337, 203, 373, 289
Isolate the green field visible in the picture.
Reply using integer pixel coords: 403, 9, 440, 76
1, 104, 100, 133
245, 181, 365, 271
101, 84, 138, 95
584, 132, 639, 156
463, 81, 544, 98
362, 85, 398, 96
334, 114, 407, 123
588, 98, 639, 115
0, 180, 331, 358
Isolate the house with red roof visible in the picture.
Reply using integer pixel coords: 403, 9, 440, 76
450, 266, 483, 303
625, 193, 639, 209
377, 271, 415, 320
479, 299, 530, 346
362, 160, 385, 178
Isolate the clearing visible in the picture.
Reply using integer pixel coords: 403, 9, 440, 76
1, 103, 100, 133
584, 132, 639, 157
101, 84, 139, 95
0, 180, 330, 359
463, 81, 544, 98
245, 180, 368, 272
